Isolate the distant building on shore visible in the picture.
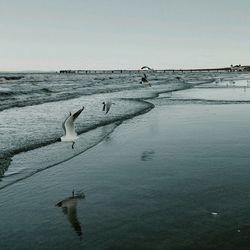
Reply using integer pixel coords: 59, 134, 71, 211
230, 64, 245, 72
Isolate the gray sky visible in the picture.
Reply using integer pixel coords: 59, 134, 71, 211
1, 0, 250, 71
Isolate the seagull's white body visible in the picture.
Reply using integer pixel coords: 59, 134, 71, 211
60, 107, 84, 148
211, 212, 219, 216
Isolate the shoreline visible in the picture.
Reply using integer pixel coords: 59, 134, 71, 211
0, 80, 190, 189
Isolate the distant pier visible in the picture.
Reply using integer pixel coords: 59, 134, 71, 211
59, 65, 250, 74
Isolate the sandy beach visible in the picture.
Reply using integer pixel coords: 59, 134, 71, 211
2, 81, 250, 249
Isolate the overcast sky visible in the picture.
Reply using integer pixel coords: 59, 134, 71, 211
1, 0, 250, 71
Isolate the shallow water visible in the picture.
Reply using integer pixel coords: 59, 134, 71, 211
171, 87, 250, 102
1, 102, 250, 249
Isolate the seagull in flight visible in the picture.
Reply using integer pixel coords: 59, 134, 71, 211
102, 100, 114, 114
141, 66, 154, 71
57, 107, 84, 149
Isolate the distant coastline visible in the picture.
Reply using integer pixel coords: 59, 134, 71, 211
1, 65, 250, 74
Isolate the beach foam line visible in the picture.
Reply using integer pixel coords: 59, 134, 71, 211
0, 81, 189, 160
0, 123, 119, 190
0, 99, 155, 190
0, 80, 203, 189
0, 77, 168, 112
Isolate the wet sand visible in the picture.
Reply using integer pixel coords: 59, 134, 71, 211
2, 100, 250, 249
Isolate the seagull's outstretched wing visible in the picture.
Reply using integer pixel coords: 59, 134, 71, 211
72, 107, 84, 121
106, 101, 112, 114
63, 107, 84, 137
141, 66, 152, 70
62, 113, 71, 135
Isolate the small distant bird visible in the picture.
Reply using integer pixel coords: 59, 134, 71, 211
211, 212, 219, 216
56, 190, 85, 239
102, 100, 114, 114
57, 107, 84, 149
141, 66, 153, 71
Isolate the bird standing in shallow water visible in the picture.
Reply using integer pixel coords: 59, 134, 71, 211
57, 106, 84, 149
140, 73, 151, 86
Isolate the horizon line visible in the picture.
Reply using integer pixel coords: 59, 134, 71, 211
1, 64, 250, 73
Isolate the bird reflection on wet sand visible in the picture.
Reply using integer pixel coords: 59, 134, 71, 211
56, 190, 85, 239
141, 150, 155, 161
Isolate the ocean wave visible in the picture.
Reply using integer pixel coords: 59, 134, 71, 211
0, 98, 154, 190
0, 76, 24, 81
0, 72, 216, 111
0, 90, 15, 96
0, 86, 188, 189
0, 123, 119, 190
0, 81, 151, 111
0, 71, 225, 189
